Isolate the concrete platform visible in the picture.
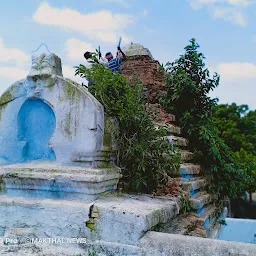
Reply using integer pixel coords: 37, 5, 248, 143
0, 192, 179, 254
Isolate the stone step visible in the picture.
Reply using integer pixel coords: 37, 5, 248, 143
179, 164, 202, 176
180, 150, 193, 163
0, 194, 92, 241
0, 242, 86, 256
158, 206, 217, 238
182, 178, 207, 197
165, 136, 188, 147
209, 222, 221, 239
204, 217, 220, 238
186, 226, 207, 238
195, 204, 216, 218
0, 193, 179, 247
0, 162, 118, 175
192, 205, 217, 230
156, 213, 195, 235
190, 192, 212, 210
180, 176, 201, 182
0, 163, 121, 196
154, 122, 181, 135
169, 209, 216, 238
185, 217, 218, 238
139, 231, 256, 255
2, 170, 120, 183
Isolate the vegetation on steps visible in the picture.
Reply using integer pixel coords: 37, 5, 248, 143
74, 39, 254, 206
75, 64, 181, 192
160, 38, 252, 201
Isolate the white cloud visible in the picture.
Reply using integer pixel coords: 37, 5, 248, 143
213, 7, 246, 26
189, 0, 254, 26
140, 9, 149, 17
189, 0, 218, 9
215, 62, 256, 81
0, 39, 30, 97
209, 61, 256, 109
226, 0, 252, 7
210, 79, 256, 109
0, 66, 27, 80
66, 38, 95, 60
189, 0, 253, 8
62, 65, 76, 78
97, 0, 129, 8
33, 2, 134, 44
0, 38, 29, 63
62, 65, 86, 84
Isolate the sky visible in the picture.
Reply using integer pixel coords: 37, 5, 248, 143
0, 0, 256, 110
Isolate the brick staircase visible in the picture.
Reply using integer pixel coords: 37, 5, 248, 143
121, 52, 219, 238
154, 120, 219, 238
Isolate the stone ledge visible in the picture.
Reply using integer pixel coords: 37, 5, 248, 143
182, 178, 207, 196
165, 136, 188, 147
180, 150, 194, 162
139, 231, 256, 256
180, 164, 202, 176
190, 192, 212, 210
0, 162, 121, 196
153, 122, 181, 135
93, 194, 179, 245
0, 193, 179, 250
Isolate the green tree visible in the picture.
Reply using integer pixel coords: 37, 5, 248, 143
213, 103, 256, 194
162, 38, 219, 134
162, 38, 249, 200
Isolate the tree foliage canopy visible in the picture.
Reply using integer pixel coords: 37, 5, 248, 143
162, 38, 251, 199
213, 103, 256, 192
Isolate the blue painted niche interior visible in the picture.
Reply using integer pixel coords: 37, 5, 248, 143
18, 98, 56, 161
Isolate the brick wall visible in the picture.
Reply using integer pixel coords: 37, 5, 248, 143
120, 56, 166, 104
121, 56, 176, 124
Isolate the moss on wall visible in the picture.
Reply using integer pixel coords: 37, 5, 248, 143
85, 219, 96, 231
61, 112, 72, 140
57, 78, 82, 139
59, 79, 81, 103
0, 88, 14, 121
0, 105, 4, 121
103, 118, 112, 148
0, 90, 12, 106
45, 76, 56, 92
103, 116, 119, 150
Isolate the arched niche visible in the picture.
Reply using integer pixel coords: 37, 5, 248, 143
18, 98, 56, 161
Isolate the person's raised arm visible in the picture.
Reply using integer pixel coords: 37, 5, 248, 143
117, 46, 126, 60
98, 52, 108, 66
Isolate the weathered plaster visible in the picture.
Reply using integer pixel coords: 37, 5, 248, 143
0, 53, 106, 165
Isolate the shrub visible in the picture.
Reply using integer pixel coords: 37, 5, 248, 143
75, 64, 180, 192
161, 38, 250, 200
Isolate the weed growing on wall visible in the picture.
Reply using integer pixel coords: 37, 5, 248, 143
75, 64, 180, 192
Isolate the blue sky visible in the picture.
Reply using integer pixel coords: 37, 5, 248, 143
0, 0, 256, 109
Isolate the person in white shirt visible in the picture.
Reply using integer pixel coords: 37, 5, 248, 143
84, 51, 108, 67
83, 51, 108, 87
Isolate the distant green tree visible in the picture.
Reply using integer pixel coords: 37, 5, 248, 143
213, 103, 256, 195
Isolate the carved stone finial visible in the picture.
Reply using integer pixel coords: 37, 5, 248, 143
124, 44, 154, 60
28, 53, 63, 78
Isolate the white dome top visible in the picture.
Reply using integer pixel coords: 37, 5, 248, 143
124, 43, 154, 59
